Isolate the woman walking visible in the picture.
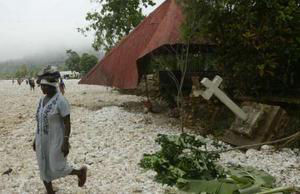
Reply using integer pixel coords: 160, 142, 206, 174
33, 66, 87, 194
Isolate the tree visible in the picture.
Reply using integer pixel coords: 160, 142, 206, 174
15, 64, 29, 78
178, 0, 300, 95
79, 0, 155, 51
65, 50, 81, 72
80, 53, 98, 75
64, 49, 98, 75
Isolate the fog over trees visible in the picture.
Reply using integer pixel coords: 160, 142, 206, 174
0, 46, 103, 79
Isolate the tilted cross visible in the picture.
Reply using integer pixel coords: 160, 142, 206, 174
201, 75, 248, 121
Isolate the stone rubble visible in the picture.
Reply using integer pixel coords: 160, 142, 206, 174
0, 80, 299, 194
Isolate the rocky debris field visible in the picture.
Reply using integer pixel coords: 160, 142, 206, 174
0, 80, 299, 193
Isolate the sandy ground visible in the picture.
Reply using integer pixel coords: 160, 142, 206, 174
0, 79, 299, 194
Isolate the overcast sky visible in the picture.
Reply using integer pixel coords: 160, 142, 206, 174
0, 0, 164, 62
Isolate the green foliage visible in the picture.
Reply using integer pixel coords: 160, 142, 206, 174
65, 49, 81, 72
15, 64, 28, 78
227, 166, 275, 189
140, 133, 296, 193
64, 50, 98, 75
178, 179, 239, 194
80, 53, 98, 75
79, 0, 155, 51
139, 133, 223, 186
11, 64, 42, 79
178, 0, 300, 95
0, 72, 14, 80
178, 166, 277, 193
144, 52, 217, 74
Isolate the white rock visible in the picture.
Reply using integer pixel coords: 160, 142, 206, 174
261, 145, 275, 150
0, 79, 299, 193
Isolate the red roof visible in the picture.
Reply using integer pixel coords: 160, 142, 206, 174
79, 0, 187, 88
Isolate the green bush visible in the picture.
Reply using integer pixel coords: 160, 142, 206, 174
178, 0, 300, 96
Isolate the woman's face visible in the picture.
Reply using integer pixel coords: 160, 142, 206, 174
41, 84, 56, 95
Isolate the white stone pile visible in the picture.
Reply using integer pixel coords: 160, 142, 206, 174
0, 80, 299, 194
220, 146, 300, 186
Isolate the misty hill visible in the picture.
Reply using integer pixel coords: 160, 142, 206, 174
0, 47, 104, 76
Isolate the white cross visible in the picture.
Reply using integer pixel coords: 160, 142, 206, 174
201, 75, 248, 121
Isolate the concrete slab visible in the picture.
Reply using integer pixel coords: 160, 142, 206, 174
223, 102, 289, 146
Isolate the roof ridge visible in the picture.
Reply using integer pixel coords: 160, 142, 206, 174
80, 0, 171, 82
101, 0, 171, 60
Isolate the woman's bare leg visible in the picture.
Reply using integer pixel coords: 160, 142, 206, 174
43, 181, 55, 194
69, 166, 87, 187
42, 167, 87, 193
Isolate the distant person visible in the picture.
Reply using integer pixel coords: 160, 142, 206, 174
29, 78, 35, 91
12, 79, 15, 84
59, 78, 65, 95
33, 66, 87, 194
17, 78, 22, 85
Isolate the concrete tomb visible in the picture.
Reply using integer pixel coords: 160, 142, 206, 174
198, 75, 289, 146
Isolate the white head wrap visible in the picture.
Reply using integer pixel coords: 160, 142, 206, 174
40, 79, 58, 87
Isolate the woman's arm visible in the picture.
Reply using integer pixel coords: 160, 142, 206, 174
33, 138, 36, 151
63, 114, 71, 137
62, 114, 71, 156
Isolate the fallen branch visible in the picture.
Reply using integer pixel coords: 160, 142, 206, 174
280, 131, 300, 148
216, 131, 300, 153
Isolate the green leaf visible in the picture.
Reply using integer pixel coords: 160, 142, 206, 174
227, 166, 275, 188
239, 185, 261, 194
178, 179, 239, 194
140, 134, 277, 193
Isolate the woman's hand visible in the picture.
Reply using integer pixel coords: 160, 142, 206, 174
61, 139, 70, 157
